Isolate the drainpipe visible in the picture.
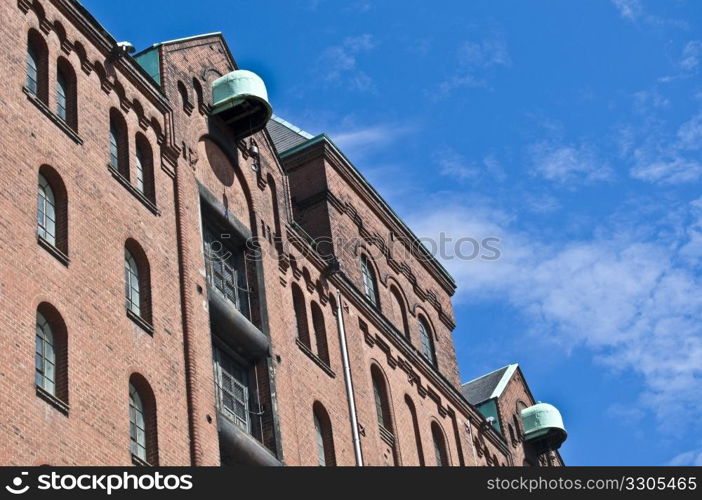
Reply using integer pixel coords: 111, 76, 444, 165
335, 288, 363, 466
173, 154, 203, 465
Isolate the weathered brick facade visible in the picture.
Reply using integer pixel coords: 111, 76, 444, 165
0, 0, 564, 466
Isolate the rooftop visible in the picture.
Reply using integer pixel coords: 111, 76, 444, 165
461, 364, 518, 405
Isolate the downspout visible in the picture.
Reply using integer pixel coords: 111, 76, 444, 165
335, 288, 363, 466
173, 155, 203, 465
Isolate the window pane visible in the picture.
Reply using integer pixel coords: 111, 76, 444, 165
135, 148, 145, 194
27, 47, 38, 94
56, 72, 67, 121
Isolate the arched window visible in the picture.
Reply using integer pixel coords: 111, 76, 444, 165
371, 366, 393, 433
37, 166, 68, 256
56, 58, 77, 131
37, 173, 56, 246
177, 81, 192, 114
124, 240, 152, 327
129, 383, 146, 460
371, 365, 398, 464
431, 422, 450, 466
193, 77, 205, 113
405, 395, 425, 466
389, 285, 410, 339
292, 283, 310, 348
360, 254, 379, 307
418, 316, 436, 367
129, 374, 158, 465
27, 30, 48, 103
135, 134, 155, 201
109, 109, 129, 179
311, 302, 330, 365
35, 303, 68, 405
313, 402, 336, 466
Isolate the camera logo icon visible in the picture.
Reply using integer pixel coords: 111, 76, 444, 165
5, 472, 30, 495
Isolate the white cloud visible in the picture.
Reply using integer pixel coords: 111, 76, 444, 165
318, 35, 376, 91
437, 148, 480, 180
677, 112, 702, 150
680, 41, 702, 71
329, 122, 415, 159
668, 447, 702, 466
630, 155, 702, 184
408, 196, 702, 433
437, 35, 511, 95
611, 0, 686, 28
457, 38, 511, 69
530, 141, 613, 185
611, 0, 643, 22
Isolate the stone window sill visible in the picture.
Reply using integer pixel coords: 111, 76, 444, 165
296, 338, 336, 378
131, 455, 151, 467
36, 385, 69, 416
38, 236, 70, 267
23, 87, 83, 145
127, 308, 154, 335
108, 165, 160, 216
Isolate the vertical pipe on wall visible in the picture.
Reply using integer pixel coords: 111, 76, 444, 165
173, 158, 203, 465
335, 288, 363, 466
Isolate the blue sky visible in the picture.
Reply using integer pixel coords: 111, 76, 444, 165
82, 0, 702, 466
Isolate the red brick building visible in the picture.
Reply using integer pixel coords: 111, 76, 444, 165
0, 0, 566, 466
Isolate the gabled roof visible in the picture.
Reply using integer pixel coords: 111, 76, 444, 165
267, 116, 457, 294
266, 115, 314, 154
134, 32, 238, 74
461, 364, 518, 405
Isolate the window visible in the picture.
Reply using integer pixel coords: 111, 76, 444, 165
418, 316, 436, 367
27, 30, 48, 103
135, 145, 145, 194
37, 173, 56, 246
313, 402, 336, 466
389, 286, 410, 339
203, 223, 250, 319
405, 395, 425, 466
129, 383, 146, 461
37, 166, 68, 257
109, 109, 129, 179
27, 44, 39, 95
371, 365, 398, 464
125, 249, 140, 316
431, 422, 450, 466
56, 58, 77, 131
56, 70, 67, 121
135, 134, 155, 201
371, 366, 393, 432
311, 302, 330, 365
128, 374, 158, 465
35, 304, 68, 407
291, 283, 310, 348
360, 255, 379, 306
124, 240, 152, 327
35, 312, 56, 395
213, 345, 250, 432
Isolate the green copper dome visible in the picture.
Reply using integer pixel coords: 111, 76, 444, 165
521, 402, 567, 449
211, 70, 272, 140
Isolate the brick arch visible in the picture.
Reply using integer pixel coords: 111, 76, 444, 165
36, 302, 69, 405
312, 401, 336, 466
124, 238, 152, 325
128, 373, 159, 465
56, 56, 78, 131
197, 134, 255, 230
38, 164, 68, 254
429, 419, 451, 466
27, 28, 49, 104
